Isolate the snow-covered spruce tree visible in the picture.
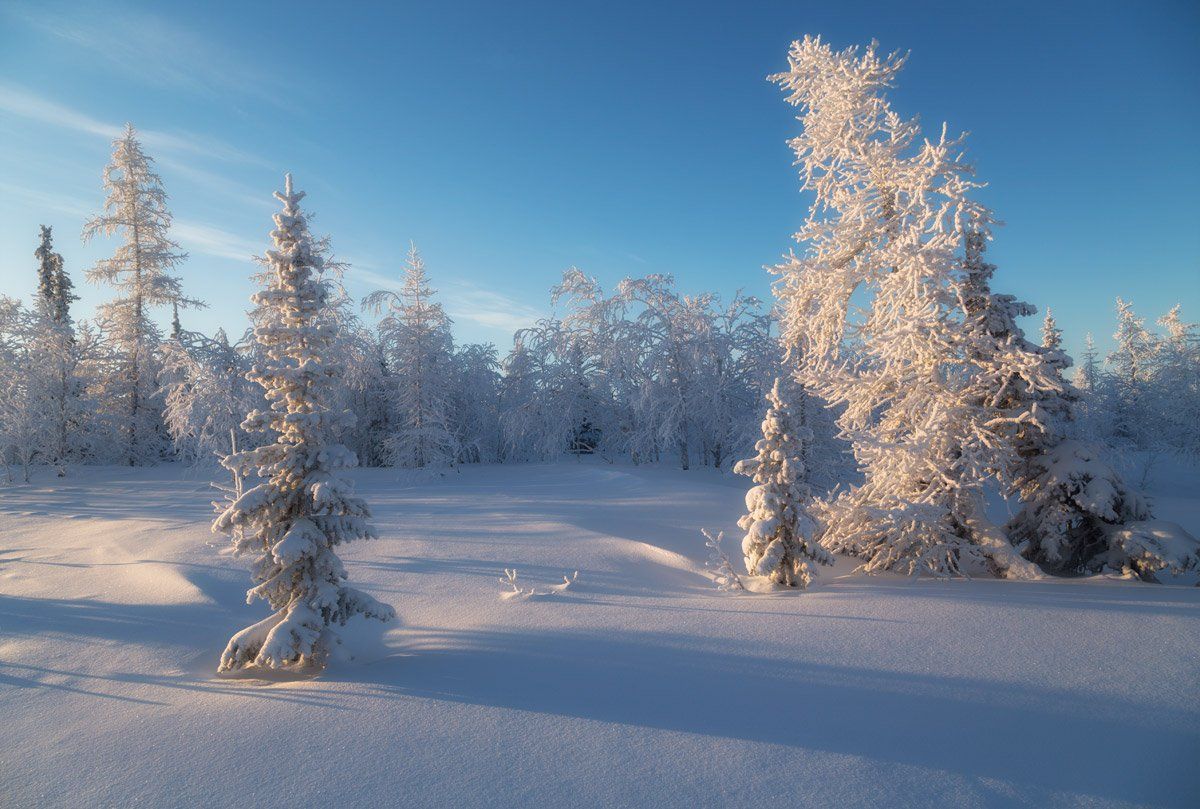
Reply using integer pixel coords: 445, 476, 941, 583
363, 244, 459, 469
83, 123, 202, 465
953, 227, 1152, 574
213, 175, 394, 672
29, 226, 84, 475
770, 37, 1040, 578
733, 377, 833, 587
36, 225, 76, 323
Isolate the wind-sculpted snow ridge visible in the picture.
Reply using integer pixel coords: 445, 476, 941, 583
2, 460, 1198, 808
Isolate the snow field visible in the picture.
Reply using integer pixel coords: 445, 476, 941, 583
2, 461, 1198, 808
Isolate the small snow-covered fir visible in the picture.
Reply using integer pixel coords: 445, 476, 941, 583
733, 377, 832, 587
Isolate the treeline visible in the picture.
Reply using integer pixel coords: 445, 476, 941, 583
0, 125, 805, 480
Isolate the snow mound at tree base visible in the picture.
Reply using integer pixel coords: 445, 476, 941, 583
1103, 519, 1200, 582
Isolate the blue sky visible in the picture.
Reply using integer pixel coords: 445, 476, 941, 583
0, 0, 1196, 359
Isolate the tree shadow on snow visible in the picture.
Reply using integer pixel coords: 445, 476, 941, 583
325, 624, 1196, 807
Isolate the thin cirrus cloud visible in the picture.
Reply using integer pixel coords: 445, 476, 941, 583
2, 2, 294, 109
0, 180, 263, 266
170, 222, 264, 264
0, 82, 277, 221
350, 267, 545, 338
0, 83, 269, 168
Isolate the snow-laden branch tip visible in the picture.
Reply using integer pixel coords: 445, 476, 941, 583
499, 568, 579, 600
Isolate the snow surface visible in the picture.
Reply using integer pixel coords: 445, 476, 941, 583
2, 461, 1198, 808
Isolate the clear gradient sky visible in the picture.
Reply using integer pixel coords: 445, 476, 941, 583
1, 0, 1197, 359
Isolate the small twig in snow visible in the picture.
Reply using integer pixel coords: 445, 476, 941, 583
500, 568, 580, 600
702, 529, 744, 592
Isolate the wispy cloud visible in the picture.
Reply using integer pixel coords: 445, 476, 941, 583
0, 180, 262, 262
172, 221, 263, 263
2, 2, 294, 109
0, 84, 115, 139
0, 181, 92, 220
349, 268, 544, 336
442, 279, 545, 333
0, 83, 268, 168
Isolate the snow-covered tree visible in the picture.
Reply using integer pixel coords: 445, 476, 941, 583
503, 268, 781, 469
950, 229, 1154, 574
83, 123, 201, 465
1154, 305, 1199, 459
28, 226, 84, 474
1007, 439, 1156, 575
0, 297, 39, 482
1074, 333, 1100, 394
1105, 298, 1159, 453
162, 328, 255, 466
770, 36, 1039, 578
213, 175, 394, 672
450, 342, 502, 463
340, 325, 393, 468
498, 336, 544, 462
1040, 308, 1062, 353
733, 377, 832, 587
363, 245, 458, 469
36, 225, 76, 323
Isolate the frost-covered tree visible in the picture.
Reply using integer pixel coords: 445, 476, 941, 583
502, 268, 781, 469
1074, 333, 1099, 394
83, 123, 201, 465
0, 297, 39, 482
503, 315, 607, 460
1154, 305, 1199, 459
951, 231, 1156, 574
450, 342, 502, 463
1105, 298, 1159, 453
364, 245, 458, 468
28, 226, 84, 474
770, 36, 1039, 578
498, 336, 544, 462
340, 325, 393, 468
162, 328, 255, 465
36, 225, 76, 323
734, 377, 833, 587
213, 175, 394, 672
1040, 308, 1062, 353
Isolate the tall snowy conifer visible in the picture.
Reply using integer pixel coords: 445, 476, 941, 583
29, 226, 83, 474
83, 124, 200, 465
213, 175, 394, 672
952, 226, 1150, 574
733, 377, 833, 587
363, 244, 458, 468
770, 37, 1040, 578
